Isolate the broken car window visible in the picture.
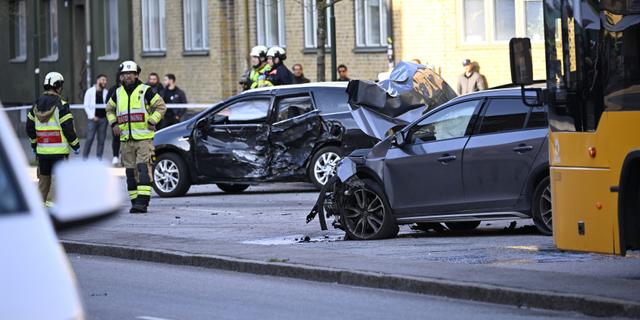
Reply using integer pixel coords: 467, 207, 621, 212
276, 95, 315, 122
410, 100, 478, 143
212, 99, 271, 124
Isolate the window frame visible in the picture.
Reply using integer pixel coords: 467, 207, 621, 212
9, 0, 27, 62
41, 0, 59, 62
354, 0, 389, 48
303, 0, 332, 49
183, 0, 209, 53
474, 97, 535, 136
142, 0, 166, 54
273, 93, 318, 124
256, 0, 286, 47
99, 0, 119, 61
406, 99, 481, 144
459, 0, 544, 45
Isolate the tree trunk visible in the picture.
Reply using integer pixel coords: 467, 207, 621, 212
316, 1, 328, 82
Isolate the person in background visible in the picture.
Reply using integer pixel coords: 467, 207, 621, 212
337, 64, 350, 81
146, 72, 164, 96
265, 46, 293, 86
26, 72, 80, 207
82, 74, 109, 160
292, 64, 310, 84
158, 74, 188, 129
106, 72, 124, 165
457, 58, 487, 95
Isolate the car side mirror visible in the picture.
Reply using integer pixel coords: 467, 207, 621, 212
509, 38, 534, 86
196, 117, 210, 131
385, 124, 408, 138
391, 131, 406, 147
50, 159, 121, 229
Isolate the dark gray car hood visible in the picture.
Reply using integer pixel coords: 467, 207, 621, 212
346, 61, 457, 140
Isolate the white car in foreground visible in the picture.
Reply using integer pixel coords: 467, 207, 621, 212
0, 107, 121, 319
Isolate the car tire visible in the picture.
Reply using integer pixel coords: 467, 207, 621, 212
532, 176, 553, 235
153, 153, 191, 197
217, 183, 249, 194
341, 179, 399, 240
444, 221, 481, 231
309, 146, 342, 189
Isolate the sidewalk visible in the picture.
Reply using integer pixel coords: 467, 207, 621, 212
57, 184, 640, 318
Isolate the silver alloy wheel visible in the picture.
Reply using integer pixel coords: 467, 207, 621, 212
154, 159, 180, 193
343, 188, 386, 239
540, 185, 553, 230
313, 151, 341, 186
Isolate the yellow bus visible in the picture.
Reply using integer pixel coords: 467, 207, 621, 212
510, 0, 640, 255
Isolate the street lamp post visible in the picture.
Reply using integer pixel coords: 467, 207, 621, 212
329, 0, 337, 81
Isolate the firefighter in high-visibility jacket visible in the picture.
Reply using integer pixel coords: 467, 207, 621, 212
106, 61, 166, 213
240, 45, 272, 90
26, 72, 81, 207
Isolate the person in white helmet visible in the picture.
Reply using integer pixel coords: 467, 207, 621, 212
25, 71, 81, 207
239, 45, 272, 90
106, 61, 166, 214
265, 46, 293, 86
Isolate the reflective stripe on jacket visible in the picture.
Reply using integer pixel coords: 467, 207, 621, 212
34, 107, 70, 155
114, 83, 159, 141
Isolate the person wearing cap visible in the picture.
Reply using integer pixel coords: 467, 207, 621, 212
457, 59, 486, 95
26, 72, 81, 207
106, 61, 166, 214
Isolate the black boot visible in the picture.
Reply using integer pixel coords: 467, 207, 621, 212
130, 194, 150, 214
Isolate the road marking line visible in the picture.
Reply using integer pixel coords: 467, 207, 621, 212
136, 316, 176, 320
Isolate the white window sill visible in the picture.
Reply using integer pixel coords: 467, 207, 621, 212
9, 56, 27, 63
98, 53, 120, 61
40, 54, 59, 62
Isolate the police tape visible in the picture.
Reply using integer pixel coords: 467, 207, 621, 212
2, 103, 212, 111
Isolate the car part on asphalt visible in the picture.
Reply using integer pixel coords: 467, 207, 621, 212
152, 153, 191, 197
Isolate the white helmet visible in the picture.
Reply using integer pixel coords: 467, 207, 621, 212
250, 45, 268, 58
43, 72, 64, 89
266, 46, 286, 60
119, 60, 141, 74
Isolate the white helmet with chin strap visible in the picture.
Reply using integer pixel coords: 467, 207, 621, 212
119, 60, 141, 74
43, 72, 64, 89
250, 45, 268, 67
266, 46, 286, 61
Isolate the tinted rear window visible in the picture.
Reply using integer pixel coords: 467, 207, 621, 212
478, 99, 528, 134
526, 106, 548, 128
313, 88, 350, 114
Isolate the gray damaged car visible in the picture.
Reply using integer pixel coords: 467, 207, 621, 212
307, 62, 551, 240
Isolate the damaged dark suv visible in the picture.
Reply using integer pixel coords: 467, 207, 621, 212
152, 82, 377, 197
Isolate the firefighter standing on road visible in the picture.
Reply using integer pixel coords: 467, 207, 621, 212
106, 61, 166, 213
26, 72, 81, 207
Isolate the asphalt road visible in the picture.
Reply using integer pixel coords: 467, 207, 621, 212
71, 254, 591, 320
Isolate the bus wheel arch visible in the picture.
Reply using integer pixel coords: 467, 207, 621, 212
618, 151, 640, 256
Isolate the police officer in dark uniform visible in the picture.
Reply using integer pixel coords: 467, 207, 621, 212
265, 46, 293, 86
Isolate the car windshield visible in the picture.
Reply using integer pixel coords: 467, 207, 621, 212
0, 140, 28, 214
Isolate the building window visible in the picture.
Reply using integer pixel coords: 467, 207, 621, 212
257, 0, 286, 47
463, 0, 485, 42
142, 0, 166, 52
355, 0, 388, 47
303, 0, 331, 48
494, 0, 515, 41
101, 0, 119, 59
183, 0, 208, 51
42, 0, 59, 60
525, 0, 543, 41
10, 0, 27, 61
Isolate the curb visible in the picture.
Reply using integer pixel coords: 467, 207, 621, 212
62, 240, 640, 318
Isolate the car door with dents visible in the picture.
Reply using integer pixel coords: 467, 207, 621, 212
269, 93, 324, 178
462, 98, 548, 210
192, 97, 272, 180
383, 100, 481, 216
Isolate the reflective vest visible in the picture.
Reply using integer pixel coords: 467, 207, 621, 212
35, 106, 70, 155
115, 83, 154, 141
250, 64, 273, 88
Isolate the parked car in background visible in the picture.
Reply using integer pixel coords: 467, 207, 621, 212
152, 82, 378, 197
318, 87, 552, 240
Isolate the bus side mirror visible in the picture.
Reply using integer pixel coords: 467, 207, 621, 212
509, 38, 534, 85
